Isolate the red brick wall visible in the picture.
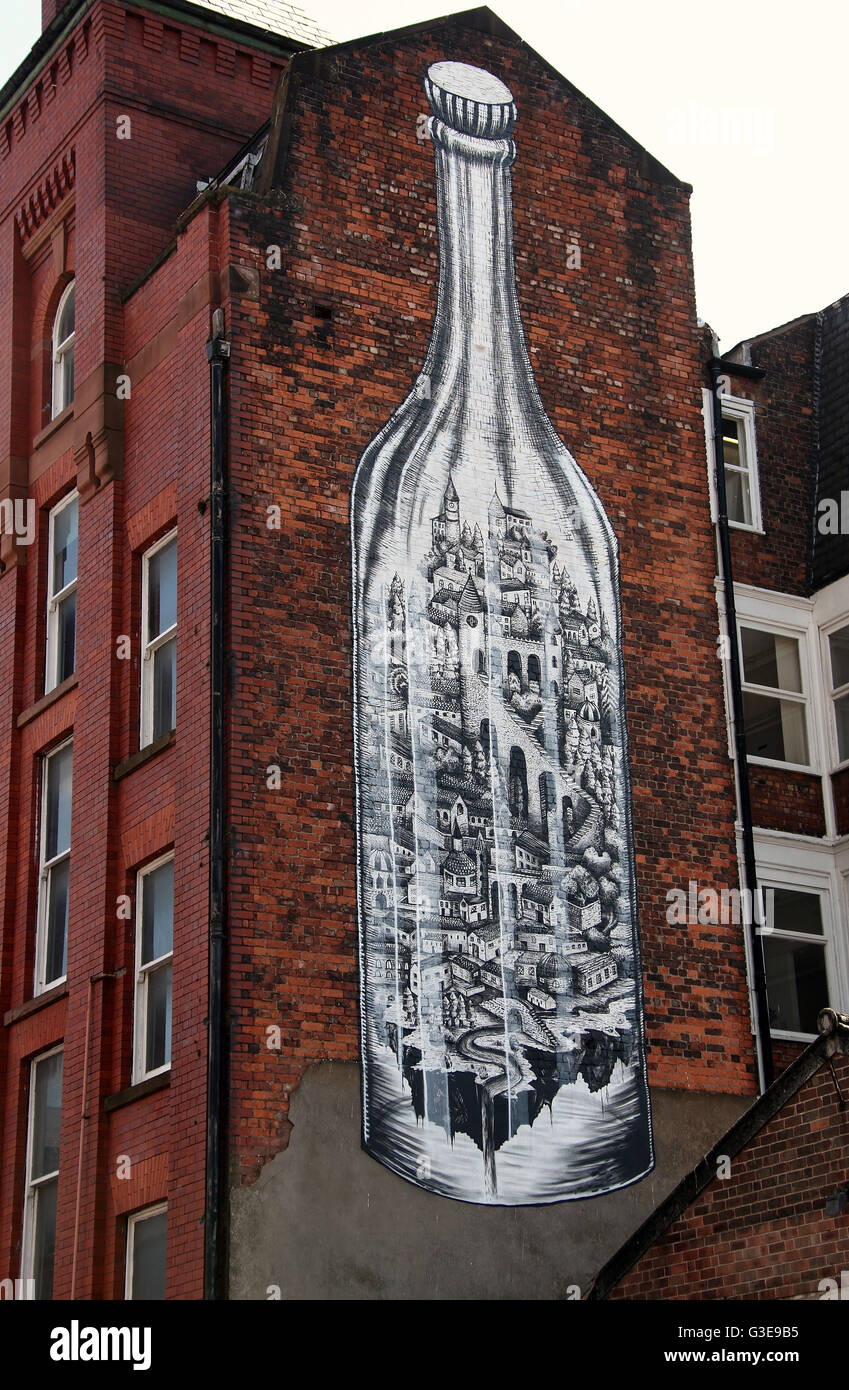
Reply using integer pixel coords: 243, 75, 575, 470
607, 1051, 849, 1299
724, 317, 817, 598
833, 767, 849, 835
221, 19, 758, 1186
0, 0, 293, 1302
749, 765, 826, 836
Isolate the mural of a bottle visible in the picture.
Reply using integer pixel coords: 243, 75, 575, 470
351, 60, 653, 1204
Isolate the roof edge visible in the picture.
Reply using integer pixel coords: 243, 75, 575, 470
277, 5, 690, 191
0, 0, 310, 127
586, 1012, 849, 1301
725, 291, 849, 358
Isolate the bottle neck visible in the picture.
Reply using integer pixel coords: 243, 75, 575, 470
423, 121, 539, 416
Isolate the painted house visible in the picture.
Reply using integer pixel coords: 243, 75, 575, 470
516, 926, 556, 954
467, 923, 503, 962
528, 987, 557, 1012
410, 954, 452, 995
572, 954, 618, 995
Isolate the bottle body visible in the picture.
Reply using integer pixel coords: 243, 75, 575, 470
350, 63, 652, 1204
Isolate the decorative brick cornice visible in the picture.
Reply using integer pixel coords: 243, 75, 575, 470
15, 146, 75, 245
1, 17, 90, 162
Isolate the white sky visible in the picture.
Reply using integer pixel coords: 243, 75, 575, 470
8, 0, 848, 349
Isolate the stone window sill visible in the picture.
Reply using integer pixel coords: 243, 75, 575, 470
33, 403, 74, 450
17, 673, 78, 729
114, 729, 175, 781
104, 1071, 171, 1113
3, 980, 68, 1027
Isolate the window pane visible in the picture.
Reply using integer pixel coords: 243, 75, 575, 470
31, 1051, 63, 1180
130, 1210, 167, 1300
33, 1178, 58, 1301
152, 637, 176, 739
829, 625, 849, 689
148, 540, 177, 642
145, 964, 172, 1073
742, 690, 809, 764
835, 693, 849, 763
52, 498, 78, 594
722, 416, 742, 470
740, 627, 803, 693
725, 467, 752, 526
45, 744, 73, 860
767, 887, 823, 936
57, 593, 76, 684
763, 935, 829, 1034
61, 344, 75, 411
45, 859, 70, 984
56, 283, 75, 344
142, 860, 174, 964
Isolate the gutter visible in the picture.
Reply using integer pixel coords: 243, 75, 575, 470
205, 307, 230, 1300
707, 353, 774, 1093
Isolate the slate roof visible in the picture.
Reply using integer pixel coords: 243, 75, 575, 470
189, 0, 333, 46
468, 923, 502, 942
522, 881, 555, 905
443, 851, 476, 876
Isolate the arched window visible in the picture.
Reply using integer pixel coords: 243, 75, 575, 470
52, 280, 75, 419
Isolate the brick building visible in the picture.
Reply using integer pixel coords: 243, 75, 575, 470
706, 294, 849, 1080
0, 0, 844, 1301
590, 1009, 849, 1301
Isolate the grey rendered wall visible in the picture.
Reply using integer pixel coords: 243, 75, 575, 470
229, 1061, 747, 1300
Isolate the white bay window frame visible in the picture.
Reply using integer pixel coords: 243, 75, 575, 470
737, 603, 815, 774
820, 613, 849, 772
753, 832, 849, 1042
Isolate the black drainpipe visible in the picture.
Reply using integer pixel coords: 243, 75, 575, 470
205, 307, 230, 1298
707, 353, 774, 1091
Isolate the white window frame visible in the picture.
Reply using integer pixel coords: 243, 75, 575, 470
702, 389, 763, 533
140, 529, 177, 749
125, 1202, 167, 1300
21, 1045, 63, 1299
754, 833, 848, 1042
51, 280, 75, 420
45, 490, 78, 694
133, 852, 174, 1084
820, 613, 849, 772
35, 737, 73, 996
737, 611, 815, 773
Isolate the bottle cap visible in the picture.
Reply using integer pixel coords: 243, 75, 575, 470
424, 61, 517, 139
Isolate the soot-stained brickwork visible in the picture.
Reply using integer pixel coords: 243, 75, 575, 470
221, 12, 757, 1203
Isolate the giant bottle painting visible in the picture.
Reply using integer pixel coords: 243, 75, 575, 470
350, 60, 653, 1203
